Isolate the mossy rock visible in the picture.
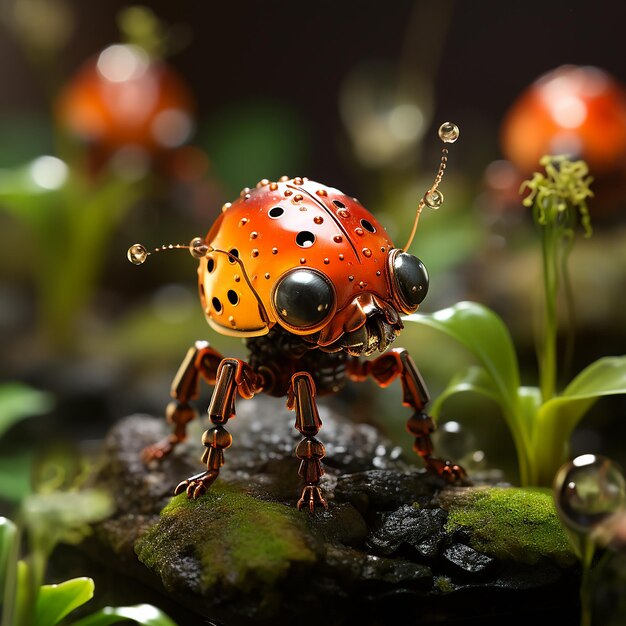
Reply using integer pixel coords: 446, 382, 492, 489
135, 482, 317, 609
440, 486, 576, 567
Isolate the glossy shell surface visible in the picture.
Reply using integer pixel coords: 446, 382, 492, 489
199, 177, 395, 338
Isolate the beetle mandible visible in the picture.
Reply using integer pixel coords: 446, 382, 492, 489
128, 122, 466, 512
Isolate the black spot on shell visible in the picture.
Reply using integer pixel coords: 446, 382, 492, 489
361, 219, 376, 233
269, 206, 284, 218
296, 231, 316, 248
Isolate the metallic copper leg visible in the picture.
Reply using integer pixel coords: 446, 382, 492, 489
142, 340, 223, 462
288, 372, 328, 512
175, 358, 262, 499
348, 348, 467, 484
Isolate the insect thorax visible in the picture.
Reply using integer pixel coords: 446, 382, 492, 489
245, 327, 347, 397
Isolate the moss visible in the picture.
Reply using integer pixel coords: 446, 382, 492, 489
434, 575, 455, 594
135, 482, 316, 596
442, 487, 575, 567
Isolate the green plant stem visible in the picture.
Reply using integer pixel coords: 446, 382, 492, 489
540, 212, 559, 404
0, 525, 19, 626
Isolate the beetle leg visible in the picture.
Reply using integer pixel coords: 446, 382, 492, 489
174, 358, 263, 499
288, 372, 328, 512
348, 348, 467, 484
142, 340, 223, 463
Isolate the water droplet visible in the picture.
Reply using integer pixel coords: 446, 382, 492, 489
554, 454, 626, 534
438, 121, 460, 143
189, 237, 208, 258
127, 243, 148, 265
424, 189, 444, 209
432, 420, 475, 460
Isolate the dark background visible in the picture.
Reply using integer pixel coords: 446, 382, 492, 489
2, 0, 626, 188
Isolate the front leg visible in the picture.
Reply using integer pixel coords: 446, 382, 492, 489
175, 358, 263, 499
142, 340, 223, 462
348, 348, 467, 483
287, 372, 328, 512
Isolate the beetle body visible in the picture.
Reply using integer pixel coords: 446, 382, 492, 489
139, 170, 465, 510
201, 176, 428, 360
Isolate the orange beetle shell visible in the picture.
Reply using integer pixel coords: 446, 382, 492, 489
199, 177, 399, 345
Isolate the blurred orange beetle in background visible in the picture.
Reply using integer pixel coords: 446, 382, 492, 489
501, 65, 626, 176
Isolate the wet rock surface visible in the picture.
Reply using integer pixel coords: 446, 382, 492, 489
90, 396, 578, 625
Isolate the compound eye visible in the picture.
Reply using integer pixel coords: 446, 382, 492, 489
393, 252, 429, 308
274, 269, 334, 328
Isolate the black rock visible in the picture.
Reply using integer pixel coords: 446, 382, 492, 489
443, 543, 495, 574
367, 505, 448, 558
335, 468, 445, 513
87, 396, 579, 625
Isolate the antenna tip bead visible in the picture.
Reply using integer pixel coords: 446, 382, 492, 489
127, 243, 148, 265
189, 237, 209, 259
438, 122, 460, 143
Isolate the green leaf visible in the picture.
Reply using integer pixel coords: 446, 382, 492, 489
0, 451, 35, 502
21, 490, 114, 560
0, 517, 18, 602
69, 604, 178, 626
533, 356, 626, 485
405, 302, 527, 437
35, 577, 95, 626
406, 302, 533, 484
430, 365, 501, 418
406, 302, 521, 416
0, 383, 54, 440
517, 386, 542, 426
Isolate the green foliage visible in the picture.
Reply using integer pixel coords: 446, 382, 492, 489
0, 518, 18, 599
406, 157, 624, 486
0, 168, 144, 348
0, 383, 53, 441
0, 383, 54, 504
1, 506, 177, 625
521, 155, 593, 237
408, 302, 626, 485
35, 577, 95, 626
442, 487, 575, 567
522, 156, 594, 402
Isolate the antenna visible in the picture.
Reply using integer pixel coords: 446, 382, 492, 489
127, 236, 271, 324
127, 237, 209, 264
402, 121, 460, 252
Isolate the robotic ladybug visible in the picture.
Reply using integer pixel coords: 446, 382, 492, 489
129, 122, 465, 512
